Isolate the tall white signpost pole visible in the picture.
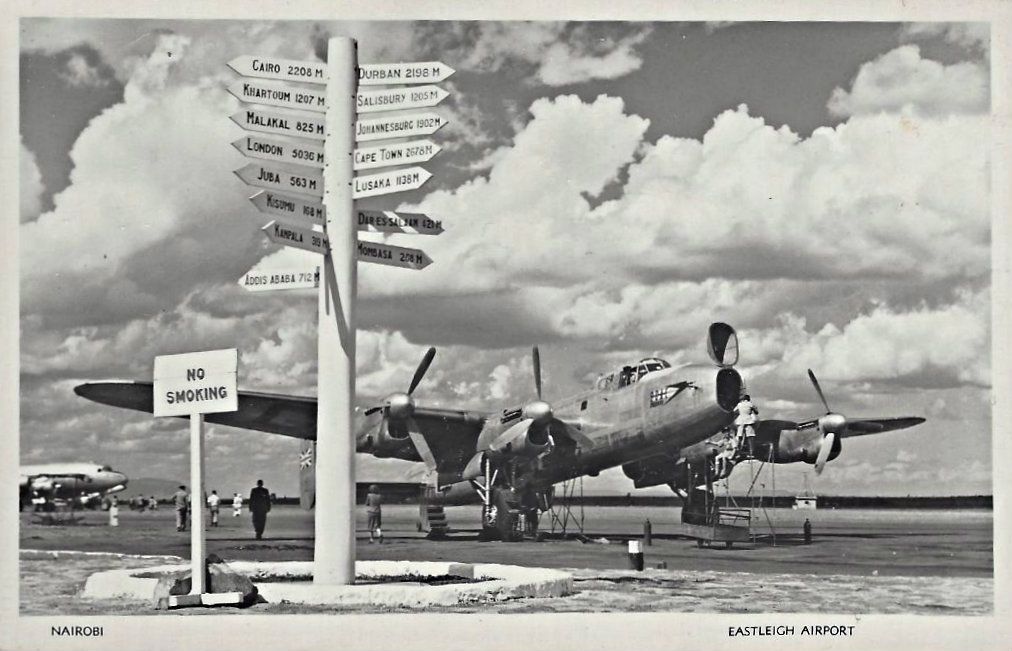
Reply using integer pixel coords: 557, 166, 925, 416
315, 36, 357, 585
190, 413, 206, 593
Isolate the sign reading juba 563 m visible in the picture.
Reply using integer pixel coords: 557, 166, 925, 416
235, 162, 323, 197
153, 349, 238, 417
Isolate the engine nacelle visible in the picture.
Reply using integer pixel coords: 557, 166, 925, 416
764, 428, 841, 465
488, 419, 551, 459
622, 455, 680, 489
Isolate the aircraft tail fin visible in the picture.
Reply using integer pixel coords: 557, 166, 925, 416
299, 442, 316, 509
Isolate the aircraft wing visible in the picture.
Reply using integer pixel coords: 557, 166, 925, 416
74, 381, 317, 440
776, 416, 926, 438
364, 406, 488, 475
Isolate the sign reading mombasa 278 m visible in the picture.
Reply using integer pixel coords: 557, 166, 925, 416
153, 348, 238, 417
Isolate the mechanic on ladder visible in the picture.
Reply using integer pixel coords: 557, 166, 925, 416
734, 393, 759, 459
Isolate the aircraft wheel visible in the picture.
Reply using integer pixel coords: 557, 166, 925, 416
493, 489, 520, 542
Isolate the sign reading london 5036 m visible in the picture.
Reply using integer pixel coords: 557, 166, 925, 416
153, 349, 238, 418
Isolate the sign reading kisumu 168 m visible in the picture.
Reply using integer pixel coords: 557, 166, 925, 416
153, 349, 238, 417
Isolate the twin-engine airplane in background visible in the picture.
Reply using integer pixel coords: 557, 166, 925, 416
74, 323, 924, 540
19, 462, 128, 511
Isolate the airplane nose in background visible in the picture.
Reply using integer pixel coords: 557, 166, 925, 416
115, 473, 128, 487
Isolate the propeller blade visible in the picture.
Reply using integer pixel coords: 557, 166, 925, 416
363, 405, 383, 416
533, 346, 542, 400
807, 368, 831, 413
408, 347, 437, 396
814, 431, 835, 475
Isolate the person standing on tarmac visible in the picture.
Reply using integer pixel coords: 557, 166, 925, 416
172, 485, 188, 532
366, 484, 383, 543
248, 479, 272, 540
207, 490, 220, 527
232, 492, 243, 517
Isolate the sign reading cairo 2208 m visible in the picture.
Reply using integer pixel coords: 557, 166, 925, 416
153, 349, 238, 418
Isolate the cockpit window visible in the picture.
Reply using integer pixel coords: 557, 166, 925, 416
600, 358, 670, 390
101, 465, 112, 472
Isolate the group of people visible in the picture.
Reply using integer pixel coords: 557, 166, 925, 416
170, 479, 273, 539
714, 393, 760, 478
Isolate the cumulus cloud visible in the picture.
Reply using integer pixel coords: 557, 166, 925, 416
827, 45, 988, 117
20, 141, 44, 223
59, 52, 111, 87
900, 22, 989, 53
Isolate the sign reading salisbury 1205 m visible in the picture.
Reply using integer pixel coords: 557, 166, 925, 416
153, 349, 238, 417
355, 85, 449, 114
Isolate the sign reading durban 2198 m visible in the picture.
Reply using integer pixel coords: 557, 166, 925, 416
153, 349, 238, 418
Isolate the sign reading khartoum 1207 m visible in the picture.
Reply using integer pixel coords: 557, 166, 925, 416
153, 349, 238, 417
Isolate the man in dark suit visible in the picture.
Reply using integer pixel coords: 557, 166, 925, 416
248, 479, 272, 540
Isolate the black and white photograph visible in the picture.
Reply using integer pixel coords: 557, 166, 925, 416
3, 2, 1009, 650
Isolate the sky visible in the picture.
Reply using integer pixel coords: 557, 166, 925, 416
17, 19, 992, 498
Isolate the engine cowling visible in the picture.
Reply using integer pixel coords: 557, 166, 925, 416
488, 419, 551, 459
768, 428, 841, 465
622, 455, 679, 488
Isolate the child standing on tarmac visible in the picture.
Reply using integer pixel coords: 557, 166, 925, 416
366, 484, 383, 543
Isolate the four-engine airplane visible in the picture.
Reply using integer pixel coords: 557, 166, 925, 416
19, 462, 128, 511
73, 323, 924, 540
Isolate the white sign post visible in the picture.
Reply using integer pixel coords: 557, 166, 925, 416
153, 348, 238, 596
315, 37, 357, 586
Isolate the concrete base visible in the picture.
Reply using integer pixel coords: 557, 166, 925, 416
84, 560, 573, 608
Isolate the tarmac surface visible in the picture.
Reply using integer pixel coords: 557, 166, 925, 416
19, 504, 993, 615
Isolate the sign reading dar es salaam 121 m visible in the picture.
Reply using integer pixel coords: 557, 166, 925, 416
153, 348, 238, 417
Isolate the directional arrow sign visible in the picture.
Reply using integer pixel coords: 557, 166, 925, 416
352, 167, 432, 199
235, 162, 323, 197
358, 61, 454, 86
238, 266, 320, 292
355, 112, 446, 143
355, 85, 449, 114
262, 220, 329, 255
250, 190, 325, 224
357, 209, 444, 235
228, 79, 326, 113
357, 240, 432, 270
231, 108, 325, 141
233, 135, 325, 169
353, 139, 441, 172
228, 55, 327, 84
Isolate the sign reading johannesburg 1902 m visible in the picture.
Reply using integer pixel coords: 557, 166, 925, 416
153, 348, 238, 417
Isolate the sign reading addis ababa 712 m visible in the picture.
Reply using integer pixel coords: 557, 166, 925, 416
250, 190, 325, 224
153, 349, 238, 417
233, 135, 324, 169
228, 79, 326, 113
358, 61, 454, 86
228, 55, 327, 84
238, 267, 320, 292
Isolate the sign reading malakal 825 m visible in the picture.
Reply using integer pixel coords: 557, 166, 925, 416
153, 348, 238, 417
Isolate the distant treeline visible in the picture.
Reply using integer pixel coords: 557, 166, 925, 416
270, 484, 992, 510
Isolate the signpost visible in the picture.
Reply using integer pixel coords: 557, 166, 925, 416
356, 240, 433, 270
249, 190, 324, 224
355, 85, 449, 114
352, 166, 432, 198
353, 139, 440, 172
231, 108, 326, 141
233, 135, 324, 168
238, 267, 320, 292
356, 209, 443, 235
228, 79, 326, 113
228, 55, 328, 84
153, 348, 238, 596
262, 219, 330, 255
235, 162, 323, 197
358, 61, 455, 86
355, 112, 446, 142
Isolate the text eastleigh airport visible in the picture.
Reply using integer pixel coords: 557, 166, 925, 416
728, 625, 856, 637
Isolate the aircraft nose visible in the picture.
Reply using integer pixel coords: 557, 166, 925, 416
114, 472, 128, 487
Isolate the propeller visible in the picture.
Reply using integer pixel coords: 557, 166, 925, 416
805, 369, 847, 475
523, 346, 594, 448
362, 347, 437, 444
